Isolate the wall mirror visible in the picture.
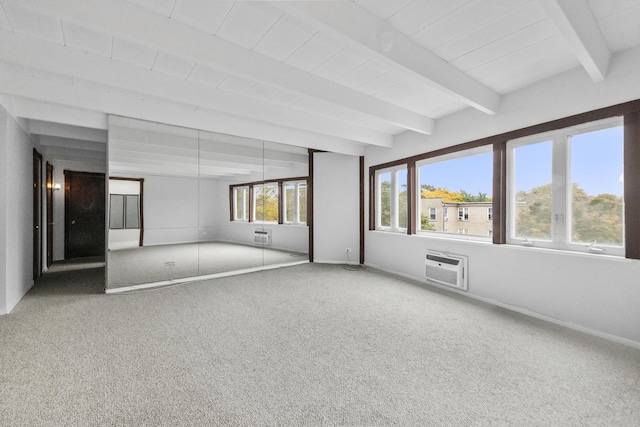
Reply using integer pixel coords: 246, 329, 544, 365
106, 116, 309, 290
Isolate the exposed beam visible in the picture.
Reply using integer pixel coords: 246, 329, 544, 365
29, 121, 107, 143
272, 0, 502, 115
14, 0, 434, 134
0, 30, 392, 148
10, 97, 107, 130
540, 0, 610, 82
0, 66, 366, 156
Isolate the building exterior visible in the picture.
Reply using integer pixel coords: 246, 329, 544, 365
420, 198, 492, 237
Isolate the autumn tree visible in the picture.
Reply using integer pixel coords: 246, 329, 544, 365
255, 185, 279, 222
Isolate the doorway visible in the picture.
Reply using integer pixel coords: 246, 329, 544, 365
64, 170, 106, 260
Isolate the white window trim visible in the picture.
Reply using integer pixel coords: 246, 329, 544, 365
506, 117, 624, 256
283, 180, 307, 225
375, 165, 407, 233
233, 186, 249, 222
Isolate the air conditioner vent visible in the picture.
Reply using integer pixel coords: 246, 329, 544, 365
425, 250, 468, 291
254, 229, 272, 246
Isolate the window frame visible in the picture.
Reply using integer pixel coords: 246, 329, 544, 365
506, 117, 625, 256
229, 176, 308, 226
232, 186, 250, 222
374, 165, 408, 233
283, 180, 307, 225
369, 99, 640, 259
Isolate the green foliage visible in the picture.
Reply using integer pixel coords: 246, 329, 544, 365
459, 190, 492, 202
516, 182, 623, 245
379, 180, 407, 228
420, 215, 435, 231
255, 185, 278, 222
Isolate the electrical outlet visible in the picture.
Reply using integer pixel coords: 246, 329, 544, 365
164, 261, 175, 268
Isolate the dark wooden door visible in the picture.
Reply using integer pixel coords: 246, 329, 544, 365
33, 149, 43, 280
64, 171, 106, 259
46, 162, 54, 267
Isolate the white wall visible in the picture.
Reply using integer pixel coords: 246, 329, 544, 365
0, 106, 36, 314
313, 152, 360, 264
142, 175, 200, 246
363, 45, 640, 347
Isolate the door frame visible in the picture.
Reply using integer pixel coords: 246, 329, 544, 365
33, 149, 43, 280
46, 162, 54, 268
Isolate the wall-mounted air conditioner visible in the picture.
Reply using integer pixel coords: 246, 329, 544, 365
254, 229, 272, 246
425, 250, 468, 291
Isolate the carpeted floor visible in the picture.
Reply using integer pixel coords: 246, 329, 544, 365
1, 262, 639, 426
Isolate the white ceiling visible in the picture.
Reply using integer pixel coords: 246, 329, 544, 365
1, 0, 639, 168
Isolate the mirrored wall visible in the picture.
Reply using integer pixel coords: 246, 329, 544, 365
106, 116, 309, 290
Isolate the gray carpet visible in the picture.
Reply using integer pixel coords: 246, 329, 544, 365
108, 241, 307, 288
1, 263, 639, 426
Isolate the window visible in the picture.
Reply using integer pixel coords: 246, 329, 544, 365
507, 117, 624, 255
254, 183, 279, 222
417, 149, 492, 237
429, 207, 437, 221
233, 186, 249, 222
109, 194, 140, 229
376, 166, 408, 232
283, 180, 307, 224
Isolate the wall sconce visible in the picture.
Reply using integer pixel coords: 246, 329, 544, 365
53, 183, 61, 191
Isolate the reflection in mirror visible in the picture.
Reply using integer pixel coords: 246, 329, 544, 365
106, 117, 308, 290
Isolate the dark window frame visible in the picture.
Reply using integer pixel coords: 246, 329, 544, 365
230, 176, 309, 226
369, 99, 640, 259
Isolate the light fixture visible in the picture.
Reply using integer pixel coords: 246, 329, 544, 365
53, 183, 61, 191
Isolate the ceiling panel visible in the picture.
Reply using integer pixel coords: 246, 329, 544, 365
412, 0, 524, 51
590, 1, 640, 52
335, 58, 392, 89
311, 45, 372, 81
388, 0, 471, 38
62, 22, 112, 57
216, 1, 283, 49
432, 1, 548, 62
2, 4, 64, 44
0, 4, 11, 30
152, 52, 195, 79
126, 0, 176, 17
171, 0, 233, 35
353, 0, 414, 21
253, 14, 316, 62
450, 19, 560, 72
217, 74, 256, 95
357, 69, 406, 96
467, 36, 578, 93
285, 31, 349, 72
187, 64, 228, 88
111, 37, 157, 69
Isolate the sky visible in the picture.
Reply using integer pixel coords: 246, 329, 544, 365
416, 125, 624, 198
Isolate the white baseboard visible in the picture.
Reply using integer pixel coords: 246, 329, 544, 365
364, 262, 640, 351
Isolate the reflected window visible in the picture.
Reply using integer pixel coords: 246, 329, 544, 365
233, 186, 249, 222
109, 194, 140, 229
254, 183, 279, 222
283, 180, 307, 225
